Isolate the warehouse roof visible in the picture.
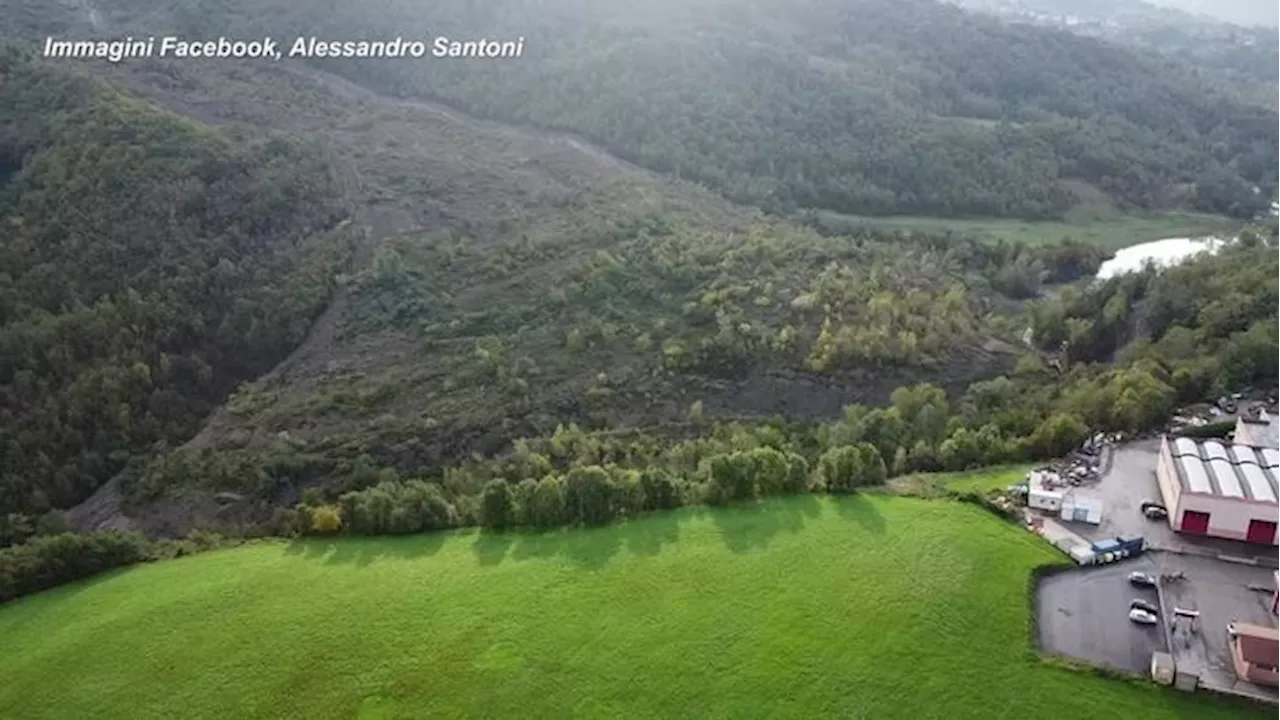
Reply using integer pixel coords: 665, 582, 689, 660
1169, 437, 1279, 503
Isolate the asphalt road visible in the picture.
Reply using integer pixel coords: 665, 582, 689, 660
1037, 558, 1168, 674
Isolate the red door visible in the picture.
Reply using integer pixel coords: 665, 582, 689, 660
1247, 519, 1277, 544
1181, 510, 1211, 534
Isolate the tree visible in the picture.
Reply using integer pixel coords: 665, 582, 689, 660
564, 466, 615, 525
309, 505, 342, 534
1027, 413, 1088, 458
532, 474, 568, 528
747, 447, 790, 496
513, 478, 540, 526
708, 452, 757, 502
479, 479, 515, 529
783, 453, 811, 493
818, 446, 863, 493
639, 467, 679, 510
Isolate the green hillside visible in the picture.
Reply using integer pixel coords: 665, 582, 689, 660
0, 52, 353, 516
66, 0, 1280, 220
0, 494, 1264, 719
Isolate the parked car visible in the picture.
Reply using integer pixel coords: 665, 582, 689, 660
1129, 608, 1158, 625
1143, 506, 1168, 520
1128, 571, 1157, 587
1130, 599, 1158, 614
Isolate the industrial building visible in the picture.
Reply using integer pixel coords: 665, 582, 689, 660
1230, 623, 1279, 688
1155, 436, 1279, 546
1234, 411, 1279, 449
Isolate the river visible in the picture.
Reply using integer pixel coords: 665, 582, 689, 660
1094, 236, 1229, 280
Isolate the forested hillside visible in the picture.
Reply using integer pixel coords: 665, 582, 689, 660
0, 50, 353, 521
114, 0, 1280, 220
950, 0, 1279, 104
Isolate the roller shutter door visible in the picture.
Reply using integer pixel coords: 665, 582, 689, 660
1181, 510, 1210, 534
1246, 519, 1277, 544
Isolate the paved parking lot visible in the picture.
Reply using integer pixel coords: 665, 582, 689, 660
1153, 553, 1278, 701
1036, 557, 1167, 674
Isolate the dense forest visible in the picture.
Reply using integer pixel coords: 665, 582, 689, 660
0, 51, 353, 520
135, 0, 1280, 220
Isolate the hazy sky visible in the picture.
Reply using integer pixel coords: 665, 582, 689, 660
1145, 0, 1278, 27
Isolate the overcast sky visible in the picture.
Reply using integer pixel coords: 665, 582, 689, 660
1145, 0, 1278, 27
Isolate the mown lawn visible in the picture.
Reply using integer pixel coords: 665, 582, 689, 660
0, 495, 1263, 719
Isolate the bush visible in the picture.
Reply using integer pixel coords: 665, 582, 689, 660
0, 532, 152, 604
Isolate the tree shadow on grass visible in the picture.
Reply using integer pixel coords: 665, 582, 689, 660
282, 532, 448, 566
507, 523, 627, 569
561, 524, 623, 569
619, 510, 682, 557
712, 494, 821, 554
833, 492, 887, 535
472, 530, 514, 567
510, 529, 564, 562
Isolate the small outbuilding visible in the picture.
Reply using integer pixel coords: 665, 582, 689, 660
1231, 623, 1279, 688
1155, 436, 1279, 545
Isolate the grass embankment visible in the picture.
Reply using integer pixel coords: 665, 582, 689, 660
0, 492, 1258, 719
823, 211, 1238, 249
888, 463, 1033, 497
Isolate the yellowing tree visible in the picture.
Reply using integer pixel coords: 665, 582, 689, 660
309, 505, 343, 534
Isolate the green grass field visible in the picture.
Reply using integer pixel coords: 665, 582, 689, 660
820, 210, 1238, 249
0, 495, 1262, 719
